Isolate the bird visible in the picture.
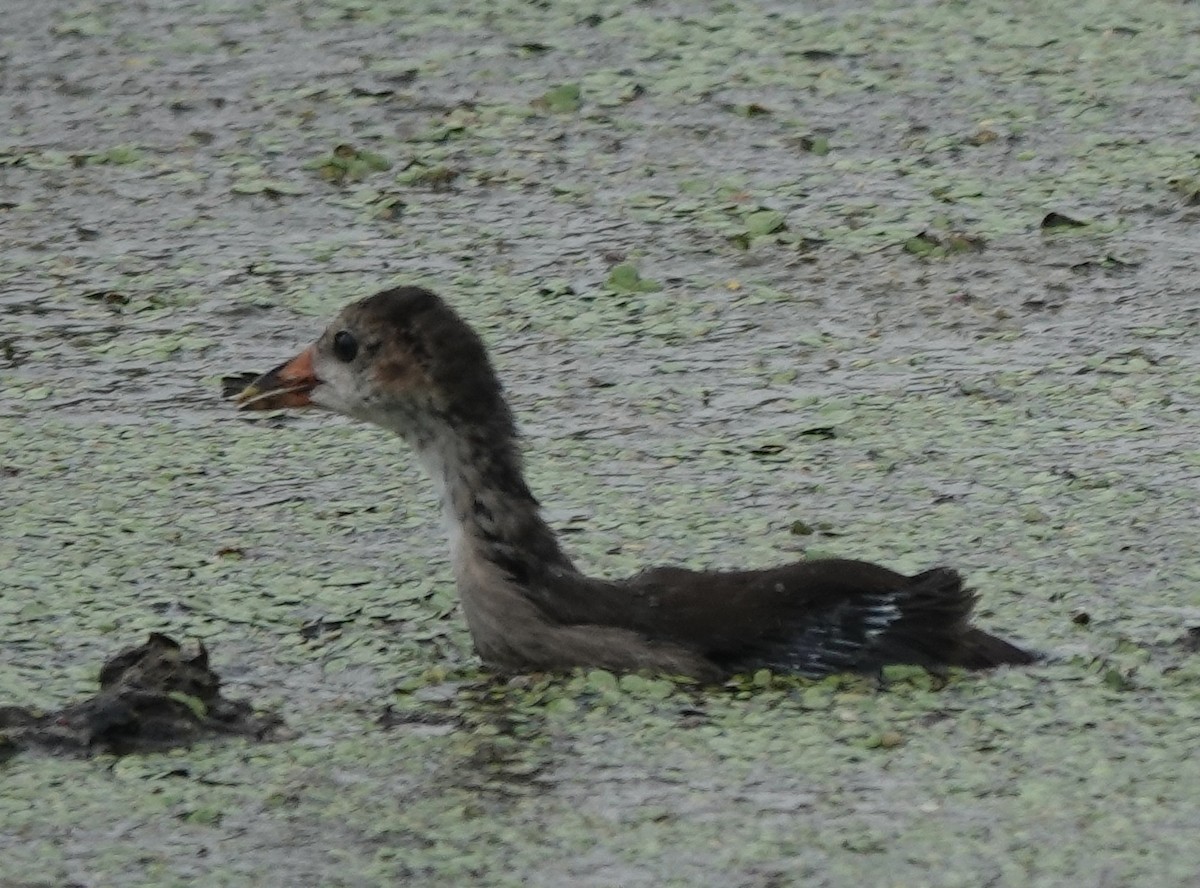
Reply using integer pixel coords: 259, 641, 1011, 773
230, 285, 1036, 681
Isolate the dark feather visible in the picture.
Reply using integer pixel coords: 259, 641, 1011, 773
527, 559, 1035, 678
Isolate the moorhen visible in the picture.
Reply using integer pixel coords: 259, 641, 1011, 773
231, 286, 1035, 680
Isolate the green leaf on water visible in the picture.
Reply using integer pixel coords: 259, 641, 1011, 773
606, 263, 662, 293
52, 13, 109, 36
231, 178, 307, 196
585, 669, 618, 692
544, 696, 578, 715
797, 135, 831, 155
1103, 667, 1135, 692
535, 83, 582, 113
167, 691, 208, 720
745, 209, 787, 236
184, 806, 223, 825
396, 162, 459, 187
86, 145, 142, 165
323, 570, 376, 588
904, 233, 940, 256
307, 144, 392, 184
617, 674, 675, 699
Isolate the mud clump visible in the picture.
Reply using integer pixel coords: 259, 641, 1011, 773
0, 633, 282, 759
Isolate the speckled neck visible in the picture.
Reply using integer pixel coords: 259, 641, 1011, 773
398, 410, 576, 586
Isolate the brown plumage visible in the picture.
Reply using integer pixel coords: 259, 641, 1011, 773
231, 286, 1036, 681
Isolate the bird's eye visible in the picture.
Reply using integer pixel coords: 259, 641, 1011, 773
332, 330, 358, 363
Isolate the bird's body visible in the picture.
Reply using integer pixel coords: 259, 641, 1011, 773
233, 286, 1035, 680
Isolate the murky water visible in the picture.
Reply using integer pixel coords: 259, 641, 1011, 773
3, 1, 1199, 885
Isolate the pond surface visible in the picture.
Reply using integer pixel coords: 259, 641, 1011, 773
2, 1, 1199, 885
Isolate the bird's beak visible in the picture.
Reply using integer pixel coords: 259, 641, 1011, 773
231, 345, 320, 410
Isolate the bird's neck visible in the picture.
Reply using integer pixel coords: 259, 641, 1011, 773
408, 421, 576, 584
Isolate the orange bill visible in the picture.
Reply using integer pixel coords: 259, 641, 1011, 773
233, 345, 319, 410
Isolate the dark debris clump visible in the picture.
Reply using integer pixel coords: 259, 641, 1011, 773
0, 633, 282, 759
